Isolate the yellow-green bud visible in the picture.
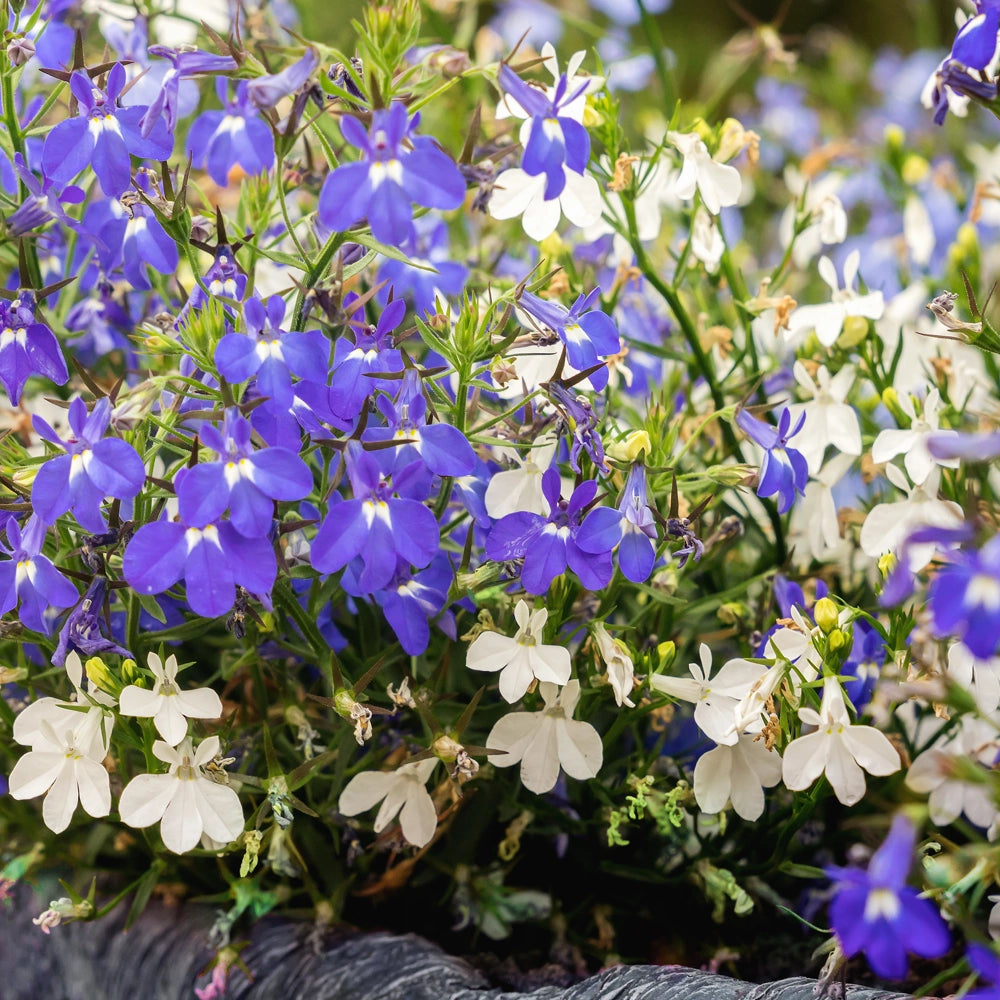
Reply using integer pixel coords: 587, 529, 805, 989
332, 688, 357, 719
880, 386, 906, 426
837, 315, 870, 349
827, 628, 847, 653
883, 123, 905, 150
717, 601, 750, 625
285, 705, 307, 728
84, 656, 119, 696
121, 658, 141, 685
539, 232, 565, 259
433, 734, 463, 762
813, 597, 839, 635
622, 430, 652, 461
877, 553, 897, 578
901, 155, 929, 186
12, 466, 38, 489
656, 640, 676, 671
957, 222, 979, 252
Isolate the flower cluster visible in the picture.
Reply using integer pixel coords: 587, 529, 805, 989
4, 0, 1000, 988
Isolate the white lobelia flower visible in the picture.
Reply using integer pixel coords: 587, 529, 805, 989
779, 169, 847, 267
786, 251, 884, 348
649, 643, 767, 746
789, 452, 856, 564
906, 715, 1000, 833
484, 437, 558, 519
870, 388, 959, 487
8, 710, 112, 834
486, 680, 602, 794
693, 732, 783, 821
782, 677, 900, 806
903, 193, 935, 267
118, 652, 223, 747
488, 167, 603, 242
338, 758, 439, 848
592, 622, 635, 708
945, 641, 1000, 713
118, 735, 245, 854
690, 206, 724, 273
581, 157, 674, 259
466, 599, 571, 703
667, 131, 741, 215
859, 464, 963, 571
785, 362, 861, 475
13, 651, 114, 757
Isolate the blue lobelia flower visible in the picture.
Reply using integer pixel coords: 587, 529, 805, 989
365, 368, 476, 483
967, 944, 1000, 1000
519, 288, 619, 392
122, 511, 278, 619
925, 57, 999, 125
96, 183, 179, 291
41, 64, 174, 198
246, 46, 319, 110
31, 396, 146, 533
825, 815, 950, 980
498, 62, 592, 200
0, 290, 69, 404
928, 534, 1000, 659
951, 2, 1000, 71
65, 280, 134, 365
52, 575, 132, 667
377, 217, 468, 316
328, 297, 405, 422
544, 381, 609, 474
215, 295, 329, 409
139, 45, 238, 138
175, 407, 313, 538
344, 553, 453, 656
187, 79, 276, 187
6, 153, 85, 237
578, 463, 659, 583
316, 101, 466, 247
0, 515, 79, 634
735, 405, 808, 514
486, 468, 615, 595
309, 442, 440, 593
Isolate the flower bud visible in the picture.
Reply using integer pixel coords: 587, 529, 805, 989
656, 640, 676, 672
11, 465, 37, 489
877, 553, 896, 578
837, 315, 869, 348
827, 628, 847, 653
121, 658, 141, 685
901, 154, 929, 186
84, 656, 120, 697
813, 597, 839, 635
883, 123, 905, 150
607, 430, 652, 462
6, 34, 35, 67
433, 734, 463, 762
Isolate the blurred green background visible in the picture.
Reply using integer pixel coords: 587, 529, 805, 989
299, 0, 955, 74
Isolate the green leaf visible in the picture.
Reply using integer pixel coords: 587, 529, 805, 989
137, 592, 167, 625
124, 863, 165, 931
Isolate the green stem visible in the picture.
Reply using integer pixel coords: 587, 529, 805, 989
3, 70, 42, 289
292, 231, 345, 332
623, 199, 731, 445
636, 0, 674, 109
